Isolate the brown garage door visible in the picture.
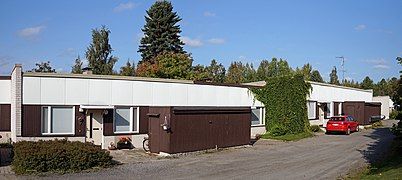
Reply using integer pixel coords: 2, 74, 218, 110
343, 102, 365, 124
148, 107, 251, 154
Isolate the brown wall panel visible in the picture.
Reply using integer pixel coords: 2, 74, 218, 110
342, 102, 366, 125
75, 106, 86, 136
333, 102, 339, 116
103, 109, 114, 136
22, 105, 42, 137
149, 107, 251, 154
364, 103, 381, 124
139, 106, 149, 134
0, 104, 11, 131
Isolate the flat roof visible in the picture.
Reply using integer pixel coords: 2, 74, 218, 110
23, 72, 258, 88
242, 80, 373, 93
23, 72, 194, 84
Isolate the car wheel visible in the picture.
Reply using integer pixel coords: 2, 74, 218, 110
346, 127, 351, 135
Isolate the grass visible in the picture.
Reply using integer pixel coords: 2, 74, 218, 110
359, 139, 402, 180
260, 131, 314, 141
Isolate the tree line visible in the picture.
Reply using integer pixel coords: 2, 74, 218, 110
30, 0, 400, 101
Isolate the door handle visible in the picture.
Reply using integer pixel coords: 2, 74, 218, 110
93, 128, 100, 130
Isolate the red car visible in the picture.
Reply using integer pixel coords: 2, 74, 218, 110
326, 115, 359, 135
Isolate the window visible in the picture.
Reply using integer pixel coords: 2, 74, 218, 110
251, 107, 264, 126
307, 101, 317, 119
324, 103, 331, 119
114, 107, 138, 133
42, 106, 75, 134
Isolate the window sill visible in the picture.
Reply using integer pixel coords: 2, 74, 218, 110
41, 133, 75, 136
114, 131, 139, 134
251, 124, 265, 127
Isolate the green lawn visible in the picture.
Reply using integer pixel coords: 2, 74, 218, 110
354, 139, 402, 180
260, 131, 314, 141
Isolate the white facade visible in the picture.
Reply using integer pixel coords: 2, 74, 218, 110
373, 96, 394, 119
22, 75, 263, 107
0, 79, 11, 104
308, 81, 373, 102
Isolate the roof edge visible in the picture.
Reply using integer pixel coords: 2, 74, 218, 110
23, 72, 195, 84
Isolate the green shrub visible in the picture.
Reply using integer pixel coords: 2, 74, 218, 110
309, 125, 321, 132
390, 110, 399, 120
12, 139, 112, 174
372, 121, 383, 128
391, 121, 402, 137
251, 74, 311, 136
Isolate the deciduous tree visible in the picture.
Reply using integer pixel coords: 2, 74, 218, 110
119, 60, 136, 76
30, 61, 56, 73
86, 26, 118, 75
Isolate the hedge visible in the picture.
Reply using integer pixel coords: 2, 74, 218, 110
12, 139, 112, 174
251, 74, 311, 135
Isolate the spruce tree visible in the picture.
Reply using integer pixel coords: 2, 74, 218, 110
71, 55, 83, 74
206, 59, 226, 83
86, 26, 118, 75
138, 1, 185, 62
329, 66, 340, 85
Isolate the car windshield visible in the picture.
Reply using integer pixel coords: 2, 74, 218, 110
330, 117, 345, 121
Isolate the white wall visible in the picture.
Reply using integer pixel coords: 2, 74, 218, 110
22, 76, 263, 107
373, 96, 391, 119
0, 80, 11, 104
308, 83, 373, 102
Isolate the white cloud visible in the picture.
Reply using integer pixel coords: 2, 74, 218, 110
363, 58, 390, 70
204, 11, 216, 17
373, 64, 390, 69
113, 2, 136, 12
58, 48, 75, 57
18, 25, 45, 39
207, 38, 225, 44
354, 24, 366, 31
181, 36, 203, 47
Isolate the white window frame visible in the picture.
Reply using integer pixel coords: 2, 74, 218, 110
307, 101, 317, 120
41, 106, 75, 135
251, 106, 265, 126
113, 107, 139, 134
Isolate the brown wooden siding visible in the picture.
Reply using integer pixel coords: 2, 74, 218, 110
0, 76, 11, 80
149, 107, 251, 154
0, 104, 11, 131
22, 105, 85, 137
333, 102, 340, 116
75, 106, 86, 136
364, 103, 381, 123
139, 106, 149, 134
342, 102, 366, 125
22, 105, 42, 137
103, 109, 114, 136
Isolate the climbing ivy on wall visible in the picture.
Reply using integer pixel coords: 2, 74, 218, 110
251, 74, 312, 135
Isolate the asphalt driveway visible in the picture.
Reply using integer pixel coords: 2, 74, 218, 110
4, 120, 398, 180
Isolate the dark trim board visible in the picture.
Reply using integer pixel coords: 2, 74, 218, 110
0, 104, 11, 131
0, 76, 11, 80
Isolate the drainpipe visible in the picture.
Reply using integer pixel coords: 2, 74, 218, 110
11, 64, 22, 142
